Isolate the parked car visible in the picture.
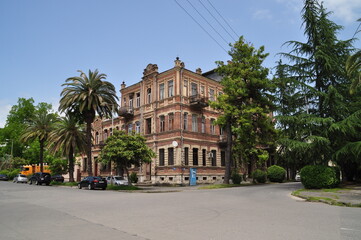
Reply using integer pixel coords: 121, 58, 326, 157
28, 172, 52, 186
78, 176, 107, 190
0, 174, 9, 181
106, 176, 129, 186
13, 174, 28, 183
295, 172, 301, 182
51, 174, 64, 183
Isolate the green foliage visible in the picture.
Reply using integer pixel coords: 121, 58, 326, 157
106, 185, 140, 191
267, 165, 286, 183
231, 170, 242, 184
252, 169, 267, 183
129, 172, 138, 183
0, 168, 20, 180
47, 155, 68, 175
300, 165, 339, 189
59, 69, 119, 176
211, 36, 276, 177
100, 130, 155, 184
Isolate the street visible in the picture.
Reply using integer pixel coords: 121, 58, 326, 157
0, 181, 360, 240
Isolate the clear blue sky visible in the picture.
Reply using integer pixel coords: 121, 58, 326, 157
0, 0, 360, 127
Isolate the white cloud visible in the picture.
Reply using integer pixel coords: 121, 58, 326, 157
253, 9, 273, 20
323, 0, 361, 23
0, 102, 11, 128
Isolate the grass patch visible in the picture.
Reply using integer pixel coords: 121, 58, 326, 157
106, 185, 140, 191
51, 181, 78, 186
198, 184, 241, 189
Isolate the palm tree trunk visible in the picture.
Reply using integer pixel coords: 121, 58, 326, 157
39, 139, 44, 172
223, 118, 232, 184
86, 119, 93, 176
68, 146, 74, 182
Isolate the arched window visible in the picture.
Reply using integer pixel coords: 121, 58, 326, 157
147, 88, 152, 104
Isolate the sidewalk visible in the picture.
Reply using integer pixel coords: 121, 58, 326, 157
293, 184, 361, 207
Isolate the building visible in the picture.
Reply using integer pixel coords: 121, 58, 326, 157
84, 58, 228, 184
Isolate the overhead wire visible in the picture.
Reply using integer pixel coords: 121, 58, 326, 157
198, 0, 237, 42
206, 0, 239, 40
174, 0, 228, 53
185, 0, 230, 46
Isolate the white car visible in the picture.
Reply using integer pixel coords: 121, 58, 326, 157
13, 174, 28, 183
106, 176, 129, 186
295, 173, 301, 182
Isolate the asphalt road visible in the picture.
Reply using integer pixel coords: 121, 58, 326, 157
0, 181, 360, 240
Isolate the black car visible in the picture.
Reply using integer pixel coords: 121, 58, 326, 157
78, 176, 107, 190
29, 172, 51, 186
0, 174, 9, 181
51, 174, 64, 183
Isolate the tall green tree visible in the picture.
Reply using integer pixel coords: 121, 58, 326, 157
48, 114, 87, 182
20, 110, 58, 172
211, 36, 276, 183
347, 50, 361, 94
59, 69, 118, 176
100, 131, 155, 185
276, 0, 353, 173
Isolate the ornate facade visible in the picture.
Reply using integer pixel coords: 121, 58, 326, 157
84, 58, 228, 184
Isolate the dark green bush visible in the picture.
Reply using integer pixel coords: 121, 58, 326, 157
231, 170, 242, 184
267, 165, 286, 183
252, 169, 267, 183
300, 165, 340, 189
0, 169, 20, 180
129, 172, 138, 183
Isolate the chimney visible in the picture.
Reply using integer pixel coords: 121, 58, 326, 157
196, 68, 202, 74
121, 81, 126, 89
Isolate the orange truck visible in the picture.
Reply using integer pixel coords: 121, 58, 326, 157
20, 164, 51, 175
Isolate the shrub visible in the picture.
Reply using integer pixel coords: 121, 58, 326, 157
300, 165, 339, 189
129, 172, 138, 183
231, 170, 242, 184
0, 169, 20, 180
267, 165, 286, 183
252, 169, 267, 183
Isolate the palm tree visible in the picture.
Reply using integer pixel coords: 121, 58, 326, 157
21, 111, 58, 172
346, 50, 361, 94
59, 69, 118, 176
48, 114, 87, 182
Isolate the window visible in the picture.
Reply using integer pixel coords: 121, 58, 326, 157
220, 127, 224, 135
209, 88, 215, 101
123, 98, 126, 107
110, 128, 113, 136
127, 124, 133, 133
192, 114, 198, 132
159, 149, 165, 166
168, 148, 174, 165
146, 118, 152, 134
160, 115, 165, 132
191, 82, 198, 96
159, 83, 164, 100
221, 151, 226, 166
201, 85, 205, 95
147, 88, 151, 104
95, 132, 99, 144
168, 80, 174, 97
104, 129, 108, 140
193, 148, 198, 166
136, 92, 140, 107
129, 95, 133, 108
202, 149, 206, 166
83, 158, 87, 172
201, 117, 205, 133
183, 113, 188, 130
210, 119, 215, 134
211, 150, 217, 166
184, 147, 189, 165
135, 121, 140, 133
184, 80, 188, 96
168, 113, 174, 130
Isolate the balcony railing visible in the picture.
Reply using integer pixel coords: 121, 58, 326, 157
218, 135, 227, 147
118, 106, 134, 118
189, 94, 208, 109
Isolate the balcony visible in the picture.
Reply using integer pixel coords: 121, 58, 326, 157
118, 106, 134, 118
189, 94, 208, 109
218, 135, 227, 147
